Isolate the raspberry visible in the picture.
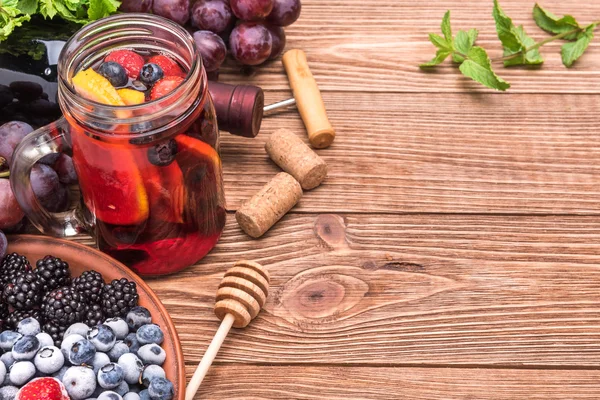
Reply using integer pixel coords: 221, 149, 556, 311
150, 76, 184, 101
147, 55, 185, 77
105, 50, 144, 80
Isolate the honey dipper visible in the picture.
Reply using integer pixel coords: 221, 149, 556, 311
185, 260, 270, 399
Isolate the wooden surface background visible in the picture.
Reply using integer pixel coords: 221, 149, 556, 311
103, 0, 600, 398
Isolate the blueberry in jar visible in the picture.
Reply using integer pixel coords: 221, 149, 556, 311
147, 140, 178, 167
139, 63, 164, 85
98, 62, 129, 87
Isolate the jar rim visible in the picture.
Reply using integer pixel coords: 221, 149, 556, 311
57, 13, 206, 140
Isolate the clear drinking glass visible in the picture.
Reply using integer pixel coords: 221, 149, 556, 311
10, 14, 226, 276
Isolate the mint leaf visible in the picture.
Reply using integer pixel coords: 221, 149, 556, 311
441, 10, 452, 43
38, 0, 56, 18
0, 0, 31, 40
561, 24, 596, 67
87, 0, 120, 21
459, 46, 510, 91
53, 0, 87, 23
452, 29, 478, 63
493, 0, 544, 66
429, 33, 449, 50
533, 3, 580, 40
17, 0, 38, 14
420, 49, 451, 68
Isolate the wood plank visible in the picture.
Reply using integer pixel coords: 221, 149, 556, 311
219, 0, 600, 93
221, 92, 600, 214
193, 365, 600, 399
134, 214, 600, 367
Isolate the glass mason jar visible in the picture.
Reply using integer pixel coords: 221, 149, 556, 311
10, 14, 226, 276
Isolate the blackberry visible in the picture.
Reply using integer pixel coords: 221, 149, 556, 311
72, 270, 104, 304
35, 256, 71, 294
5, 309, 44, 330
3, 272, 43, 310
0, 253, 32, 288
42, 286, 86, 328
101, 278, 139, 318
84, 303, 105, 327
43, 320, 66, 346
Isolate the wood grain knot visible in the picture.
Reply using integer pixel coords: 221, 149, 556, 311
314, 214, 348, 249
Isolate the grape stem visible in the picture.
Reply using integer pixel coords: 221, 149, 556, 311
0, 157, 9, 178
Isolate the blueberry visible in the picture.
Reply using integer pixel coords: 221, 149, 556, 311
91, 351, 111, 374
104, 318, 129, 340
65, 323, 91, 338
68, 338, 97, 365
114, 380, 130, 396
0, 332, 22, 351
52, 365, 69, 382
0, 386, 19, 400
147, 378, 174, 400
36, 332, 54, 348
17, 318, 41, 336
147, 140, 177, 167
88, 325, 116, 352
141, 365, 165, 387
123, 333, 141, 354
61, 333, 85, 360
97, 391, 123, 400
34, 345, 65, 374
0, 360, 6, 386
117, 353, 143, 385
136, 325, 163, 345
62, 366, 97, 399
126, 307, 152, 332
9, 361, 36, 386
137, 344, 165, 366
98, 62, 129, 87
97, 362, 125, 389
124, 393, 141, 400
108, 341, 130, 362
12, 335, 40, 361
138, 390, 151, 400
1, 352, 15, 370
139, 64, 164, 85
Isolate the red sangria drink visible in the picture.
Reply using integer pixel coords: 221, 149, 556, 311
10, 14, 226, 276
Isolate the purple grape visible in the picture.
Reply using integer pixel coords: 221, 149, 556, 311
266, 25, 286, 59
120, 0, 153, 12
152, 0, 190, 25
0, 178, 24, 230
38, 153, 60, 166
231, 0, 273, 21
193, 31, 227, 72
0, 230, 6, 260
191, 0, 235, 33
267, 0, 301, 26
53, 154, 78, 185
30, 164, 69, 213
0, 121, 33, 164
229, 22, 273, 66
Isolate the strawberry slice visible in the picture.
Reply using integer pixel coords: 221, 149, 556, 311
16, 378, 70, 400
147, 55, 185, 77
150, 76, 185, 101
105, 50, 144, 79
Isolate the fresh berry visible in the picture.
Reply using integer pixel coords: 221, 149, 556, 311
65, 322, 91, 338
0, 301, 8, 326
1, 351, 15, 370
0, 330, 22, 351
60, 333, 84, 360
123, 393, 140, 400
84, 304, 105, 327
149, 76, 184, 101
146, 55, 184, 77
98, 62, 129, 87
0, 253, 32, 288
42, 286, 86, 328
97, 363, 125, 389
141, 365, 165, 387
98, 391, 123, 400
72, 270, 104, 304
139, 64, 164, 86
67, 338, 96, 365
125, 307, 151, 331
15, 377, 69, 400
101, 279, 139, 319
105, 50, 144, 80
12, 335, 40, 361
6, 310, 44, 330
0, 360, 6, 386
62, 366, 97, 400
147, 377, 174, 400
3, 272, 42, 310
90, 351, 110, 374
136, 324, 163, 345
35, 257, 71, 295
9, 361, 36, 386
138, 389, 150, 400
51, 366, 69, 383
137, 344, 166, 366
123, 333, 140, 354
43, 321, 66, 347
17, 317, 41, 336
0, 387, 19, 400
87, 324, 116, 352
147, 140, 177, 167
117, 353, 143, 385
107, 341, 129, 362
33, 346, 65, 374
104, 318, 129, 340
36, 332, 54, 348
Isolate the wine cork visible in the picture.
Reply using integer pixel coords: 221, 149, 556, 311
236, 172, 302, 238
265, 129, 328, 190
282, 49, 335, 149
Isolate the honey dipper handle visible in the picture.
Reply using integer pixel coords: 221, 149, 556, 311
282, 49, 335, 149
185, 313, 236, 400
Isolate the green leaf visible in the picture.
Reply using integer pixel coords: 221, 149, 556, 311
420, 49, 451, 68
0, 13, 29, 41
458, 46, 511, 91
441, 10, 452, 43
87, 0, 120, 20
429, 33, 449, 50
533, 3, 580, 40
492, 0, 522, 52
468, 28, 479, 44
38, 0, 56, 18
53, 0, 87, 23
17, 0, 38, 14
455, 29, 478, 54
561, 24, 596, 67
504, 25, 544, 66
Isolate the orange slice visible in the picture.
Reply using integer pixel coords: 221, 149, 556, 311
118, 88, 145, 105
72, 69, 126, 106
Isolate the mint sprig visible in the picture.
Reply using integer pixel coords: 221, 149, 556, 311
421, 1, 600, 91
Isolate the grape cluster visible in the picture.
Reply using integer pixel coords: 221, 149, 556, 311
118, 0, 301, 72
0, 121, 78, 233
0, 82, 62, 128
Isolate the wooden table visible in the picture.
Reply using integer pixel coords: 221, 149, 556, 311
145, 1, 600, 398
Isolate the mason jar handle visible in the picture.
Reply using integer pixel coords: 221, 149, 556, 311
10, 117, 86, 237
